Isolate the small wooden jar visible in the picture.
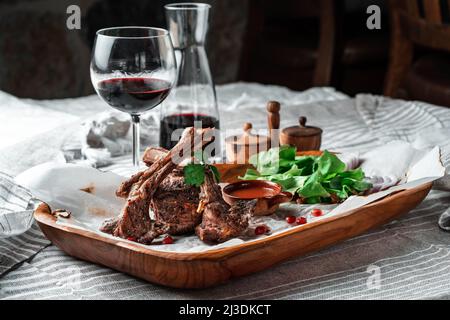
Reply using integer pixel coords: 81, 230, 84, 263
280, 117, 322, 151
225, 123, 271, 164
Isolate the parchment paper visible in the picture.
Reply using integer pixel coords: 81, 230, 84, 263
15, 141, 445, 253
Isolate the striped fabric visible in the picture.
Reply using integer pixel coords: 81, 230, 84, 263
0, 172, 50, 276
0, 172, 31, 215
0, 224, 50, 276
1, 88, 450, 299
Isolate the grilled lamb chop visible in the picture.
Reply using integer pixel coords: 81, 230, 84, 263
195, 168, 256, 243
150, 167, 201, 235
102, 127, 211, 244
112, 160, 176, 243
134, 146, 202, 235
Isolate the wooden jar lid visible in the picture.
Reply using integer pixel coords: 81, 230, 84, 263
226, 123, 270, 146
281, 117, 322, 138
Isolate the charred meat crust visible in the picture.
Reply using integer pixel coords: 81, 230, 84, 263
99, 217, 118, 234
151, 168, 201, 235
195, 169, 257, 244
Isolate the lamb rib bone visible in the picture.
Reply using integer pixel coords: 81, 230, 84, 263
116, 129, 196, 198
114, 147, 169, 199
142, 146, 169, 166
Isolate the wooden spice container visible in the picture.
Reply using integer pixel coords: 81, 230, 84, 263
280, 116, 322, 151
225, 123, 271, 164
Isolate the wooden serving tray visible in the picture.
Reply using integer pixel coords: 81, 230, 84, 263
34, 162, 432, 289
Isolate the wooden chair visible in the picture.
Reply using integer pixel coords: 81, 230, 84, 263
239, 0, 328, 90
384, 0, 450, 106
239, 0, 389, 94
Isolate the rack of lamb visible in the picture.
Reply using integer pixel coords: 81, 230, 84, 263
100, 127, 256, 245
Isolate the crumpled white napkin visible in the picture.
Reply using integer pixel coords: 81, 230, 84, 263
411, 127, 450, 191
62, 111, 159, 167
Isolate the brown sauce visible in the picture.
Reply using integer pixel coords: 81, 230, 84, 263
230, 187, 277, 199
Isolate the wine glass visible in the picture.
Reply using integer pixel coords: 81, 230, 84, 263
90, 27, 177, 167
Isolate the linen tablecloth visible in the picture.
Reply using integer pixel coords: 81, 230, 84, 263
1, 83, 450, 300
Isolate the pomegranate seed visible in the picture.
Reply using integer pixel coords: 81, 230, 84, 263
162, 235, 174, 244
127, 236, 136, 242
255, 226, 267, 235
286, 216, 296, 224
296, 216, 307, 225
311, 209, 323, 217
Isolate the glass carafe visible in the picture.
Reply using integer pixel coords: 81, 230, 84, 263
160, 2, 221, 157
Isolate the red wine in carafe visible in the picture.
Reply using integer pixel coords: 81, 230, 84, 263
160, 113, 220, 151
97, 78, 171, 114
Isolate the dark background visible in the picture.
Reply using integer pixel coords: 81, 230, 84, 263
0, 0, 388, 99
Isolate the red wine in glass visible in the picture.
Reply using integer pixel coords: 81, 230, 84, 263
91, 27, 176, 167
160, 113, 220, 152
97, 78, 171, 115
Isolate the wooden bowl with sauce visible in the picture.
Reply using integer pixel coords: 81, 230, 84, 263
222, 180, 292, 216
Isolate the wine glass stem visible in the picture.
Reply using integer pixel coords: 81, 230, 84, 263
131, 115, 140, 168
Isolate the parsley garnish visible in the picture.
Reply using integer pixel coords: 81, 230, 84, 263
183, 151, 220, 187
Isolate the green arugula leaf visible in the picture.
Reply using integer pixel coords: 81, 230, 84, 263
352, 180, 372, 192
294, 156, 316, 174
279, 158, 296, 170
317, 150, 346, 176
284, 176, 308, 193
325, 187, 348, 199
263, 168, 308, 193
305, 196, 322, 204
279, 145, 296, 161
298, 172, 330, 198
338, 168, 365, 180
249, 145, 298, 176
249, 148, 279, 175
